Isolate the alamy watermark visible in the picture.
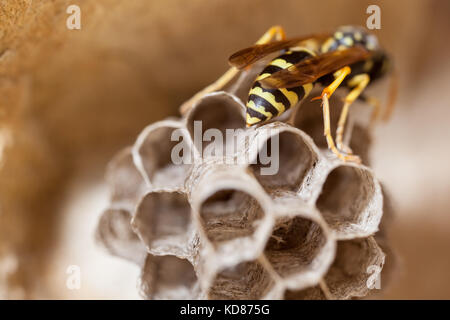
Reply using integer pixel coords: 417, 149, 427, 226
66, 265, 81, 290
366, 5, 381, 30
66, 5, 81, 30
170, 121, 280, 176
366, 265, 382, 290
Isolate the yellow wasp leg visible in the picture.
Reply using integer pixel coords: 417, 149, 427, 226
319, 280, 334, 300
179, 67, 239, 115
310, 65, 359, 162
254, 25, 286, 45
311, 66, 352, 102
322, 93, 361, 163
335, 74, 371, 153
180, 26, 286, 115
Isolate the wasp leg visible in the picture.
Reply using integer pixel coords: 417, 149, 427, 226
311, 66, 352, 102
322, 93, 361, 163
311, 65, 360, 162
180, 26, 286, 115
254, 25, 286, 44
179, 68, 239, 114
335, 74, 370, 154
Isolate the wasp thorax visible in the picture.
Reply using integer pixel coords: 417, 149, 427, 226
321, 25, 379, 53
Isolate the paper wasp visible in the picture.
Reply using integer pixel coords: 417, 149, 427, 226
180, 25, 397, 163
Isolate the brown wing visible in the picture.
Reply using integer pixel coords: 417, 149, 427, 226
259, 46, 371, 89
228, 34, 330, 69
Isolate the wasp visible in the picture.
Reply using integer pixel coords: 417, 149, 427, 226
180, 25, 397, 163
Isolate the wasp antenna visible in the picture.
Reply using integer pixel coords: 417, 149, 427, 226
382, 68, 398, 121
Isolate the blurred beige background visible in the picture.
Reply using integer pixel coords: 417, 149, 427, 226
0, 0, 449, 299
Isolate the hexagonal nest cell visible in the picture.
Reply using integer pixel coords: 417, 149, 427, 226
134, 121, 191, 190
132, 191, 194, 257
250, 129, 318, 193
207, 260, 276, 300
199, 189, 265, 245
316, 165, 381, 239
140, 255, 199, 299
324, 237, 385, 299
96, 208, 146, 265
264, 217, 326, 278
96, 61, 393, 299
186, 92, 246, 155
106, 147, 146, 208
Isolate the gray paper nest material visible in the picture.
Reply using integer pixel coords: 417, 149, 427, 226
96, 67, 392, 300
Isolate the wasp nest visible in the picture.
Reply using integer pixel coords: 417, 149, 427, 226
96, 65, 392, 300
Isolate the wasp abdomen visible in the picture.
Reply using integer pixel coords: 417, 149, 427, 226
246, 49, 314, 126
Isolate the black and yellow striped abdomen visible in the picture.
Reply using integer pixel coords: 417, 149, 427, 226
246, 48, 315, 126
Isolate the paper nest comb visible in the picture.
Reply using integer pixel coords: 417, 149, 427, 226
96, 62, 393, 300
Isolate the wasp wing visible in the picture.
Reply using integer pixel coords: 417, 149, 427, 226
259, 46, 371, 89
228, 34, 330, 69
